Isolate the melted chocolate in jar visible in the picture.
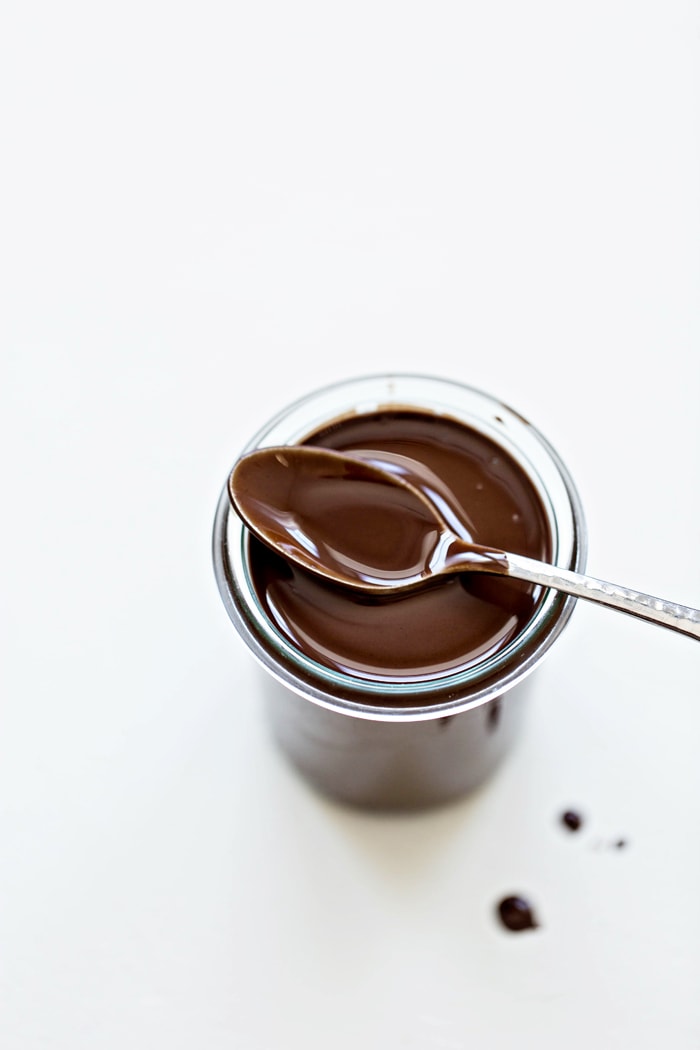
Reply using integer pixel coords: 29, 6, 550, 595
248, 410, 551, 689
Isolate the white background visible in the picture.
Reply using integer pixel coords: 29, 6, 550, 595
2, 1, 699, 1047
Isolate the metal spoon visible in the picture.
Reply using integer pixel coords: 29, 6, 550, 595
229, 446, 700, 641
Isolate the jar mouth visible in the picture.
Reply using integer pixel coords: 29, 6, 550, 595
213, 373, 587, 722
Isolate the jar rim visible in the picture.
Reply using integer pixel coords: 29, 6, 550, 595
212, 373, 587, 722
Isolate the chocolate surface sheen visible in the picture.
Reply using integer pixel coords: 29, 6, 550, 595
247, 410, 551, 685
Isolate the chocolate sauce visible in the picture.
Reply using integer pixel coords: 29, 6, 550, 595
497, 895, 540, 932
561, 809, 583, 832
245, 410, 551, 687
231, 446, 471, 590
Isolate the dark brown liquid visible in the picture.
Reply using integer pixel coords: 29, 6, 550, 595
232, 447, 459, 589
247, 410, 552, 687
497, 895, 540, 932
561, 809, 583, 832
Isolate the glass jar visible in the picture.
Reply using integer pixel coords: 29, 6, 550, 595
212, 374, 587, 810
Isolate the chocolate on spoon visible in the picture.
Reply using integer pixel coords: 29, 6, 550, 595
229, 446, 700, 641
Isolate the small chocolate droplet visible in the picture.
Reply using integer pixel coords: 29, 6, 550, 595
497, 895, 539, 932
614, 838, 627, 849
561, 810, 583, 832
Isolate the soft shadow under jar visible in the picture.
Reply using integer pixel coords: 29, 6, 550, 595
213, 374, 586, 810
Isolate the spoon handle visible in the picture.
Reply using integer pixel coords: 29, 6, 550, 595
504, 553, 700, 641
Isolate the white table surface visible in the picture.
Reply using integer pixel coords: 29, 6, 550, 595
2, 2, 699, 1047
